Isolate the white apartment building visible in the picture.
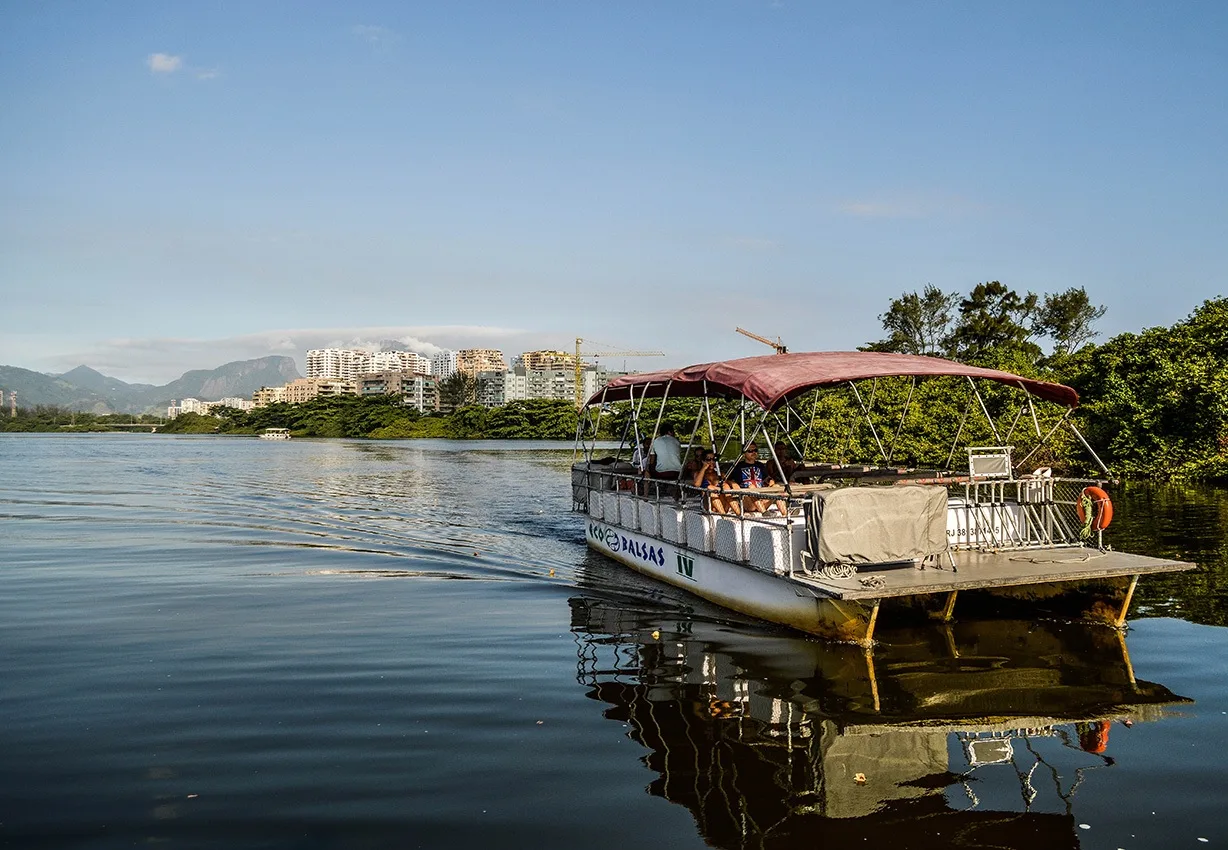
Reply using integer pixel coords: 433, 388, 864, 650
309, 347, 432, 380
169, 396, 258, 418
306, 348, 371, 381
475, 366, 625, 407
167, 397, 209, 419
369, 350, 430, 375
214, 397, 255, 412
431, 350, 458, 380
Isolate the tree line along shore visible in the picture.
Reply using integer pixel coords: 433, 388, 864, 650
6, 289, 1225, 482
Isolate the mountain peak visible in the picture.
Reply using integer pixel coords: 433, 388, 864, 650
58, 365, 105, 380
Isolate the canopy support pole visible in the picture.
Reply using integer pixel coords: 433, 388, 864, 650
1002, 401, 1026, 443
1015, 408, 1074, 469
762, 418, 793, 495
1019, 382, 1042, 438
802, 389, 822, 460
717, 404, 741, 459
702, 383, 718, 466
614, 386, 636, 461
684, 399, 706, 462
849, 381, 888, 463
945, 389, 976, 470
629, 383, 650, 457
886, 376, 916, 466
1069, 420, 1111, 475
590, 388, 609, 459
968, 377, 1002, 444
650, 381, 672, 441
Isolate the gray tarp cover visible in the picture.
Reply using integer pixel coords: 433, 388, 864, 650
813, 485, 949, 565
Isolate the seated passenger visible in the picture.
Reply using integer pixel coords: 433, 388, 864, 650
687, 448, 731, 514
726, 443, 785, 515
773, 440, 799, 482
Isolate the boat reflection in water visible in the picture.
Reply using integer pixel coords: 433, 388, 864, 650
570, 567, 1191, 849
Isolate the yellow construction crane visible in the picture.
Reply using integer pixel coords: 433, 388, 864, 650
736, 326, 788, 355
574, 337, 665, 407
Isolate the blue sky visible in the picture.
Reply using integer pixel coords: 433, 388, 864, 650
2, 1, 1225, 383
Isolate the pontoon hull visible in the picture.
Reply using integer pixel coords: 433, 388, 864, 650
585, 519, 873, 642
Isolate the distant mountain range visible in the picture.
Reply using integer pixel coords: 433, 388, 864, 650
0, 356, 302, 414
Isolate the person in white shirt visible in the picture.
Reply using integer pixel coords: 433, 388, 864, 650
648, 423, 683, 497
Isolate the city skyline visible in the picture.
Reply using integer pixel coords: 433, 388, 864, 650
3, 2, 1225, 384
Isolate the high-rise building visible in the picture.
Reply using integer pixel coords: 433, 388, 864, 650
284, 377, 355, 404
518, 349, 578, 371
253, 385, 288, 407
475, 365, 625, 407
457, 348, 506, 376
430, 350, 458, 380
369, 350, 430, 375
357, 371, 438, 412
306, 348, 371, 381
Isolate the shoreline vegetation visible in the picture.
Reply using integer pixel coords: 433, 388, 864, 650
5, 292, 1225, 481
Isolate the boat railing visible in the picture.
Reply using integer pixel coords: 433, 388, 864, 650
574, 460, 1111, 577
944, 475, 1108, 551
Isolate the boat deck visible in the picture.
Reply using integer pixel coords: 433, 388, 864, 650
794, 547, 1195, 601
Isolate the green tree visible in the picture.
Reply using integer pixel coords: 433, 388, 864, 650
1077, 298, 1228, 479
947, 281, 1041, 364
438, 372, 478, 410
864, 285, 959, 355
1034, 287, 1107, 356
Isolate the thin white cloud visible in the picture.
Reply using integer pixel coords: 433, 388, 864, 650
26, 325, 532, 384
837, 194, 988, 219
195, 68, 221, 80
147, 53, 183, 74
352, 24, 400, 50
728, 236, 781, 252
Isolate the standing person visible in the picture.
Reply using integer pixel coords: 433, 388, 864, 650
648, 422, 683, 497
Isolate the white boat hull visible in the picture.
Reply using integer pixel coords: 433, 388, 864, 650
584, 518, 872, 641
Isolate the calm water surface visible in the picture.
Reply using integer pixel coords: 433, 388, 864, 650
2, 434, 1226, 849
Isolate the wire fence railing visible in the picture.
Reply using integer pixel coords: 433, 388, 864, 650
573, 461, 1111, 576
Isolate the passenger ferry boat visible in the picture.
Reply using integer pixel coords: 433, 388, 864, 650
571, 351, 1194, 645
259, 428, 292, 440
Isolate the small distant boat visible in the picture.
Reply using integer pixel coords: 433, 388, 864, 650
259, 428, 291, 440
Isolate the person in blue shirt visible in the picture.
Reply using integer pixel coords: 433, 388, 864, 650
726, 443, 785, 515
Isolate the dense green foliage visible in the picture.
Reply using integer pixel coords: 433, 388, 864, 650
1071, 299, 1228, 480
0, 408, 164, 432
151, 395, 583, 440
859, 289, 1227, 480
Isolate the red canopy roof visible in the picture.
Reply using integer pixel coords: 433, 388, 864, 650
587, 351, 1079, 409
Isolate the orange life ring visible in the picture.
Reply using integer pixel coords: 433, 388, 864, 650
1076, 486, 1113, 530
